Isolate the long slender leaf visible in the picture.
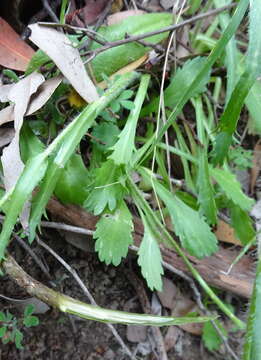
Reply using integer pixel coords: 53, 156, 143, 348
212, 0, 261, 165
0, 72, 140, 256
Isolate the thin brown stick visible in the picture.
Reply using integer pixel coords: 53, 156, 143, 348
78, 4, 236, 60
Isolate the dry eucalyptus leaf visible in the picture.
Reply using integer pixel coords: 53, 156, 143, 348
1, 72, 44, 191
0, 104, 14, 126
0, 83, 14, 102
157, 277, 178, 310
160, 0, 175, 10
215, 220, 241, 246
164, 326, 180, 352
172, 297, 202, 335
0, 75, 62, 127
126, 325, 147, 343
29, 23, 99, 103
0, 128, 15, 147
107, 10, 145, 25
26, 75, 63, 115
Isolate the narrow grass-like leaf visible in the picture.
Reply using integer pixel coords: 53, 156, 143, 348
213, 0, 238, 103
212, 0, 261, 164
0, 154, 48, 259
193, 96, 217, 224
197, 150, 217, 225
141, 57, 209, 116
243, 260, 261, 359
109, 74, 150, 165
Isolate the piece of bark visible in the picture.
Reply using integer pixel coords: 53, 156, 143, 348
46, 197, 255, 299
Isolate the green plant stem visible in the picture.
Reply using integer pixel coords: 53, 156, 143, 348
59, 0, 68, 24
2, 254, 215, 327
127, 172, 245, 330
243, 257, 261, 359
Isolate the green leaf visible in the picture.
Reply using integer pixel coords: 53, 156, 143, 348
20, 123, 45, 162
118, 90, 134, 100
23, 315, 39, 327
120, 99, 135, 110
0, 326, 7, 338
5, 311, 13, 322
94, 201, 133, 266
109, 74, 150, 165
141, 57, 210, 115
210, 167, 254, 211
91, 13, 173, 82
54, 154, 90, 205
155, 182, 218, 258
230, 204, 255, 245
0, 312, 6, 322
197, 150, 217, 225
84, 160, 126, 215
138, 213, 163, 291
202, 321, 224, 351
211, 131, 232, 166
91, 123, 120, 152
24, 304, 35, 317
25, 49, 51, 75
0, 154, 48, 259
14, 329, 23, 349
212, 0, 261, 164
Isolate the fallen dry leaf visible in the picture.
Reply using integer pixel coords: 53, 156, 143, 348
157, 277, 178, 310
0, 83, 14, 102
107, 10, 145, 25
1, 72, 44, 228
172, 298, 203, 335
158, 277, 203, 335
0, 75, 62, 127
66, 0, 107, 27
29, 24, 99, 103
215, 220, 241, 246
0, 17, 34, 71
26, 75, 63, 114
0, 128, 15, 147
97, 55, 148, 89
164, 326, 180, 352
126, 325, 147, 343
0, 104, 14, 126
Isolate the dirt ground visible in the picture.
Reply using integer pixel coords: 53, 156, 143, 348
0, 228, 244, 360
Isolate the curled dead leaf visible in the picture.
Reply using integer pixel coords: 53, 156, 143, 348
29, 24, 99, 103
